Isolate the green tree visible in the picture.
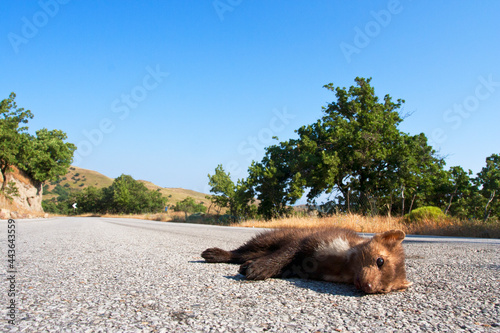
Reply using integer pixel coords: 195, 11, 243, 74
106, 174, 166, 214
75, 186, 105, 213
393, 133, 448, 216
0, 93, 33, 189
247, 142, 304, 219
208, 165, 257, 220
314, 78, 447, 215
0, 93, 75, 189
248, 77, 444, 217
278, 77, 412, 214
109, 175, 134, 213
207, 165, 235, 214
42, 197, 73, 215
18, 128, 76, 183
52, 184, 71, 201
476, 153, 500, 221
232, 178, 258, 220
443, 166, 474, 217
320, 78, 405, 210
173, 196, 206, 220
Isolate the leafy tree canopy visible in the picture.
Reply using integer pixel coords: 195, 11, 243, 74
207, 165, 257, 220
105, 175, 166, 214
173, 196, 207, 219
476, 154, 500, 221
0, 93, 76, 188
211, 78, 499, 222
208, 164, 235, 212
245, 77, 444, 218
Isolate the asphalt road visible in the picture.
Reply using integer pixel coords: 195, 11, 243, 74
1, 217, 499, 332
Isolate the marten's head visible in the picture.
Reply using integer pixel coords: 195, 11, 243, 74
353, 230, 412, 294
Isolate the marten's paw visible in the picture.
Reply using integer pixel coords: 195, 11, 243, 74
238, 260, 252, 276
239, 259, 281, 280
201, 248, 232, 263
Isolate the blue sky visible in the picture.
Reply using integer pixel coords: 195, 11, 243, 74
2, 1, 499, 199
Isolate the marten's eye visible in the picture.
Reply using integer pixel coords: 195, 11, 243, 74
376, 257, 384, 268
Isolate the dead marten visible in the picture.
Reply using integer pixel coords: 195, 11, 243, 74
202, 227, 412, 294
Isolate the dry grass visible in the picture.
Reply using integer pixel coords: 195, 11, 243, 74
236, 214, 403, 233
235, 214, 500, 238
47, 212, 499, 239
74, 211, 188, 222
0, 196, 18, 212
403, 217, 500, 238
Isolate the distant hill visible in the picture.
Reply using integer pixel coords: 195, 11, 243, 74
45, 166, 113, 191
44, 166, 210, 208
138, 180, 210, 208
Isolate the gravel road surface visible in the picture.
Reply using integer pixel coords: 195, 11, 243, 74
1, 217, 499, 332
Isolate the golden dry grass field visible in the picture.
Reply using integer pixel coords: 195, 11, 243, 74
72, 212, 500, 239
235, 214, 500, 238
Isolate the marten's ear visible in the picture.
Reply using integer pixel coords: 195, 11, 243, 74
374, 230, 406, 245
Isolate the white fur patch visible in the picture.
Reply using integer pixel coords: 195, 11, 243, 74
316, 237, 351, 256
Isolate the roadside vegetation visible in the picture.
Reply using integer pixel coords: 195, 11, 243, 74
67, 210, 499, 239
43, 174, 166, 215
206, 78, 499, 237
0, 93, 75, 197
236, 213, 500, 239
2, 81, 499, 239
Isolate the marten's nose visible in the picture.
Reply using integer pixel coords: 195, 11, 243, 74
362, 283, 373, 293
355, 277, 374, 293
355, 278, 373, 293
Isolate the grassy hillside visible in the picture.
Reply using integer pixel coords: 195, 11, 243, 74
138, 180, 210, 209
44, 166, 210, 208
45, 166, 113, 191
43, 166, 114, 201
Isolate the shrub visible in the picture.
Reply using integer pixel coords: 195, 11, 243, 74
405, 206, 445, 223
0, 181, 19, 201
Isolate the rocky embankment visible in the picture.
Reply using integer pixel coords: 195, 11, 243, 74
0, 165, 46, 219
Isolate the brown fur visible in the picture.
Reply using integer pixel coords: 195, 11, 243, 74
201, 227, 412, 294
